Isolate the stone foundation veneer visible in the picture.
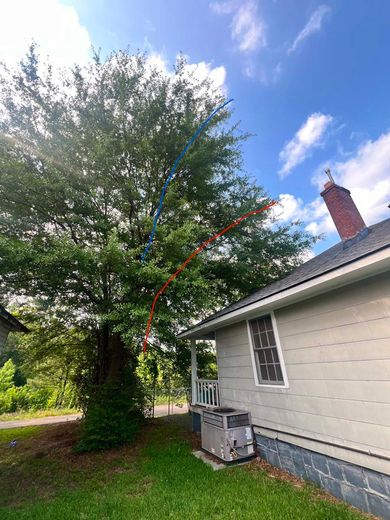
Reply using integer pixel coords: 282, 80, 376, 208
256, 433, 390, 519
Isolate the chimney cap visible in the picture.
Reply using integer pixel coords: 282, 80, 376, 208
324, 167, 335, 185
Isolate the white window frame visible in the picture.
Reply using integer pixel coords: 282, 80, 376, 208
246, 310, 289, 389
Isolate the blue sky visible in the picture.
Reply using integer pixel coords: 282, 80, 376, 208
1, 0, 390, 253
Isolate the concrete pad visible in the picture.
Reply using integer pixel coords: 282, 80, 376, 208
192, 450, 256, 470
192, 450, 227, 470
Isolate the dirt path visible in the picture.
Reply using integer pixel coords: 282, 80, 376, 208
0, 404, 188, 430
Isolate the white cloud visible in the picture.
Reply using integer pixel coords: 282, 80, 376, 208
147, 52, 170, 74
276, 193, 305, 222
181, 60, 227, 91
278, 113, 333, 178
325, 133, 390, 226
148, 51, 226, 93
147, 52, 227, 95
210, 1, 236, 15
243, 60, 282, 86
279, 131, 390, 239
0, 0, 91, 67
232, 2, 266, 52
210, 1, 266, 53
276, 193, 329, 228
288, 5, 331, 54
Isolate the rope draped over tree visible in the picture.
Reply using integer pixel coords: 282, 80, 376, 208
0, 46, 316, 449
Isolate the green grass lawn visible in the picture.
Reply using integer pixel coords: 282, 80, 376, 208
0, 408, 80, 422
0, 418, 369, 520
0, 425, 43, 442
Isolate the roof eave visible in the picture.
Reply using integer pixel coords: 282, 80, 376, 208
177, 246, 390, 340
0, 308, 29, 333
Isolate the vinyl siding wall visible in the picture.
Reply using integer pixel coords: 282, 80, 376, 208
216, 271, 390, 475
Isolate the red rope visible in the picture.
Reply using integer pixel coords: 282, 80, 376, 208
143, 201, 277, 352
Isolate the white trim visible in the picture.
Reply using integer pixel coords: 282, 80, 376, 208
190, 338, 197, 405
246, 311, 289, 389
271, 312, 289, 388
177, 247, 390, 340
247, 319, 260, 386
215, 330, 221, 404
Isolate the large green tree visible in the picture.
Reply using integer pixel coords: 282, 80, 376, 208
0, 47, 315, 447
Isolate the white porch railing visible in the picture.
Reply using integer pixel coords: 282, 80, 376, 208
194, 379, 220, 407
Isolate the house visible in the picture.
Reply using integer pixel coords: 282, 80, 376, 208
178, 177, 390, 519
0, 305, 28, 349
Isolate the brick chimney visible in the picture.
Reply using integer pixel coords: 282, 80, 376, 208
320, 171, 368, 244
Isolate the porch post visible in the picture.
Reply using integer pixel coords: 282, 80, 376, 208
190, 338, 197, 405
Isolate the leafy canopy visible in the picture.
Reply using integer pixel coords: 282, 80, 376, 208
0, 46, 315, 352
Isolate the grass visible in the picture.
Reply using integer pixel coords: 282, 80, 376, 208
0, 418, 370, 520
0, 408, 80, 422
0, 425, 43, 443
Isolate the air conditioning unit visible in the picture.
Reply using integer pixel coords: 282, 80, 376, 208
201, 407, 255, 463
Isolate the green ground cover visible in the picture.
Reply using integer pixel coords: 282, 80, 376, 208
0, 418, 368, 520
0, 408, 80, 422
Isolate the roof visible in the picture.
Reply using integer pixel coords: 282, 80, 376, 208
0, 306, 29, 333
181, 217, 390, 334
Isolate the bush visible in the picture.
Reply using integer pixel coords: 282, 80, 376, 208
0, 359, 16, 392
8, 386, 30, 412
0, 386, 27, 413
0, 359, 53, 413
0, 391, 12, 414
0, 385, 52, 414
26, 388, 52, 411
75, 369, 145, 452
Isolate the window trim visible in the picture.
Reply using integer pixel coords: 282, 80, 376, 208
246, 311, 289, 389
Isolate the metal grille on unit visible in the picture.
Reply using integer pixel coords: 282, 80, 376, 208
201, 407, 255, 463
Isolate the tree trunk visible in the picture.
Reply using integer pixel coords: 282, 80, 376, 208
96, 323, 110, 385
56, 365, 69, 407
78, 326, 142, 452
96, 325, 131, 385
106, 332, 130, 383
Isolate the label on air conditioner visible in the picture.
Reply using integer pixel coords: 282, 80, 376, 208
245, 427, 252, 440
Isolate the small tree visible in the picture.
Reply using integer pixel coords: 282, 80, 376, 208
5, 305, 93, 409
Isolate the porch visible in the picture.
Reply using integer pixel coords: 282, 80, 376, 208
190, 338, 220, 408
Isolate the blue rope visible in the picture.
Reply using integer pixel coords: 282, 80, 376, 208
141, 98, 234, 262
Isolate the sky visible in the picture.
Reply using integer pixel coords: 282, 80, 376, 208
1, 0, 390, 253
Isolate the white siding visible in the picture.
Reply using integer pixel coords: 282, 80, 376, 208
216, 271, 390, 474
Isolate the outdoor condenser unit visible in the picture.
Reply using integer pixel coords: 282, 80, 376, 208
201, 407, 255, 463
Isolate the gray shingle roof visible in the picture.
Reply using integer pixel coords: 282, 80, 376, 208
0, 305, 29, 332
193, 217, 390, 328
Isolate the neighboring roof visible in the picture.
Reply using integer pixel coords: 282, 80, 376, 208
181, 217, 390, 335
0, 306, 29, 333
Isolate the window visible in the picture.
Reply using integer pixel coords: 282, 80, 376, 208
249, 314, 285, 385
